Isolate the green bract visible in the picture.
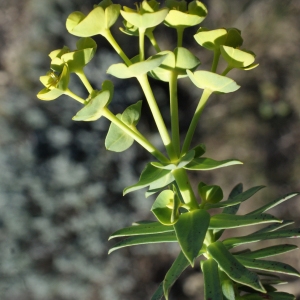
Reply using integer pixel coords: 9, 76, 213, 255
37, 64, 70, 100
66, 2, 121, 37
164, 0, 207, 28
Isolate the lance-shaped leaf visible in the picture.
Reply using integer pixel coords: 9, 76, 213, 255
121, 6, 169, 29
184, 157, 242, 171
207, 241, 265, 293
192, 143, 206, 157
66, 4, 121, 37
164, 0, 207, 28
123, 163, 172, 195
187, 70, 240, 94
220, 45, 256, 69
219, 271, 235, 300
209, 213, 281, 230
201, 258, 223, 300
163, 251, 190, 299
236, 256, 300, 278
151, 150, 195, 171
146, 172, 175, 197
105, 101, 142, 152
72, 81, 113, 121
206, 185, 264, 210
107, 53, 167, 79
151, 190, 181, 225
236, 292, 296, 300
108, 232, 177, 254
109, 221, 174, 239
174, 209, 210, 266
37, 64, 70, 101
151, 283, 163, 300
247, 192, 299, 216
253, 220, 294, 235
235, 244, 298, 259
223, 228, 300, 249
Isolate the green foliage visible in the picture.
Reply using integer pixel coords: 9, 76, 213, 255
37, 1, 299, 299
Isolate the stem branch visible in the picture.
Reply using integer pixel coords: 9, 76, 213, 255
76, 70, 93, 93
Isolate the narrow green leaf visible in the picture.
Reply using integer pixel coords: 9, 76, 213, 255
192, 143, 206, 157
253, 220, 294, 235
185, 157, 242, 170
151, 283, 163, 300
236, 256, 300, 277
187, 70, 240, 93
235, 244, 298, 259
223, 228, 300, 249
207, 241, 265, 292
209, 213, 281, 230
174, 209, 210, 266
221, 279, 235, 300
199, 184, 223, 204
205, 186, 264, 209
146, 172, 175, 197
124, 163, 171, 195
163, 251, 190, 299
247, 193, 299, 216
121, 100, 142, 126
237, 292, 296, 300
109, 221, 174, 240
108, 232, 177, 254
201, 258, 223, 300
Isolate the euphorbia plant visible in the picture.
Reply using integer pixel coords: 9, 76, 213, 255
37, 0, 300, 299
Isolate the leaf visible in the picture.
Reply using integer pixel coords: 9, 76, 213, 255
220, 45, 256, 69
194, 28, 228, 51
151, 190, 179, 225
147, 172, 175, 195
121, 100, 142, 126
205, 185, 264, 210
192, 143, 206, 157
174, 209, 210, 266
235, 244, 298, 260
151, 283, 163, 300
221, 279, 235, 300
105, 114, 134, 152
236, 292, 296, 300
236, 256, 300, 277
223, 228, 300, 249
209, 213, 281, 230
253, 220, 294, 235
207, 241, 265, 293
174, 47, 201, 73
185, 157, 242, 170
201, 259, 223, 300
163, 251, 190, 299
108, 232, 177, 254
109, 221, 174, 240
187, 70, 240, 93
247, 192, 299, 216
124, 163, 171, 195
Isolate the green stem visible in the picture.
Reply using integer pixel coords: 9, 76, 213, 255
138, 74, 178, 161
177, 28, 184, 47
169, 71, 180, 157
211, 49, 221, 73
102, 108, 168, 163
172, 168, 199, 211
222, 65, 233, 76
139, 28, 146, 61
146, 31, 161, 52
64, 89, 86, 104
181, 89, 212, 155
76, 70, 93, 93
102, 29, 132, 66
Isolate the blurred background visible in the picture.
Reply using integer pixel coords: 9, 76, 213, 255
0, 0, 300, 299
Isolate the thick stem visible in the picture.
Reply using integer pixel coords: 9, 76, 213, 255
76, 70, 93, 93
211, 49, 221, 73
64, 89, 86, 104
102, 108, 168, 163
139, 28, 146, 61
169, 71, 180, 157
181, 89, 212, 155
172, 168, 199, 211
138, 74, 178, 161
102, 29, 132, 66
